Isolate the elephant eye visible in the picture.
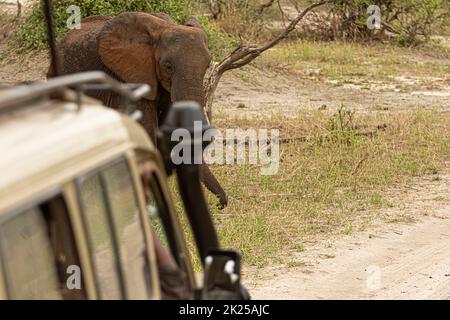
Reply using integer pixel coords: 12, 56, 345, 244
164, 62, 174, 74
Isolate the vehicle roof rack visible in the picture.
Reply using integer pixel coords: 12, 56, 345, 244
0, 71, 150, 115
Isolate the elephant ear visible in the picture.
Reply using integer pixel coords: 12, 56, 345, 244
185, 16, 202, 28
185, 16, 208, 45
98, 12, 165, 100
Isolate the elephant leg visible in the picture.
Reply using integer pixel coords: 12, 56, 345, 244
200, 164, 228, 209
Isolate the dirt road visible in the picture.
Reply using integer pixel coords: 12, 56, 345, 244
214, 67, 450, 116
247, 173, 450, 299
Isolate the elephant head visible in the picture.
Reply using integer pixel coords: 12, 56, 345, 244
49, 12, 227, 208
98, 12, 210, 110
95, 12, 227, 208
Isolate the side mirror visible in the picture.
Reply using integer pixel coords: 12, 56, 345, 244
156, 101, 220, 263
156, 101, 211, 176
202, 250, 250, 300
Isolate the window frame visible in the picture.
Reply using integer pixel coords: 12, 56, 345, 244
0, 188, 76, 299
0, 251, 5, 299
75, 154, 158, 300
137, 157, 196, 291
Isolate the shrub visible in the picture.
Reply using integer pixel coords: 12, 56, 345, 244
16, 0, 238, 59
205, 0, 278, 43
205, 0, 449, 46
16, 0, 194, 50
317, 0, 450, 45
198, 16, 239, 61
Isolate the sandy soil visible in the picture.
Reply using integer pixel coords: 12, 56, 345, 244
214, 67, 450, 117
246, 173, 450, 299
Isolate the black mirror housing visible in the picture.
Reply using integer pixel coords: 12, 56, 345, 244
156, 101, 211, 175
202, 249, 250, 300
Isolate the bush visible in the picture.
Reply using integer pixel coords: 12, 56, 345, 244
198, 15, 239, 61
16, 0, 194, 50
319, 0, 450, 45
16, 0, 238, 59
209, 0, 277, 43
204, 0, 448, 46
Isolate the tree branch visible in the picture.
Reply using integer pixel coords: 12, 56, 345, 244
207, 0, 222, 19
203, 0, 332, 121
257, 0, 276, 15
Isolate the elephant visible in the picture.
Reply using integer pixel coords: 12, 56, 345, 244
48, 12, 228, 207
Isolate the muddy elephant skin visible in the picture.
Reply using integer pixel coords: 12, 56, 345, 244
49, 12, 227, 207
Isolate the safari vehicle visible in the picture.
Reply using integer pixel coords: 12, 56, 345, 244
0, 0, 248, 301
0, 67, 253, 299
0, 71, 248, 300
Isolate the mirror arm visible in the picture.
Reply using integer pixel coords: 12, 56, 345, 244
157, 101, 220, 265
175, 164, 220, 263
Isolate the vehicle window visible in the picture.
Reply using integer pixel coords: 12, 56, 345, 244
79, 174, 122, 299
40, 195, 86, 300
144, 172, 190, 276
142, 171, 193, 299
1, 206, 61, 300
147, 183, 170, 250
102, 161, 151, 299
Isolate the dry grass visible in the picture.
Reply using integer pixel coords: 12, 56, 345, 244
174, 109, 450, 268
257, 41, 450, 89
210, 0, 279, 43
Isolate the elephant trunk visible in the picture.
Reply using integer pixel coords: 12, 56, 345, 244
200, 163, 228, 208
171, 76, 205, 107
170, 76, 228, 208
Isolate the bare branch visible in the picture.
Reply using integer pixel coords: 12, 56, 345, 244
15, 0, 21, 19
204, 0, 333, 120
207, 0, 222, 19
277, 0, 288, 26
381, 21, 399, 35
257, 0, 276, 15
